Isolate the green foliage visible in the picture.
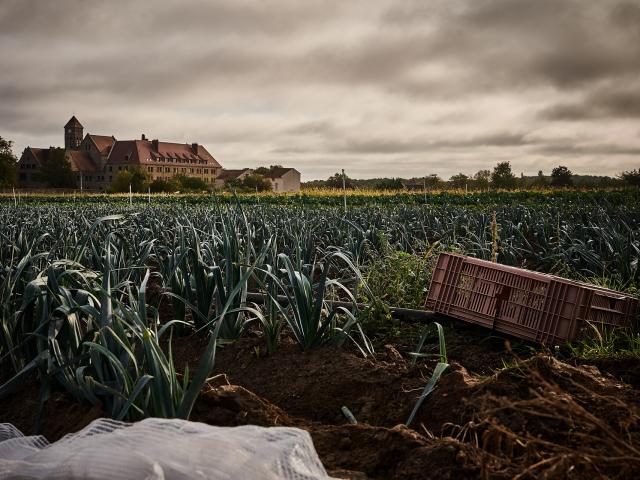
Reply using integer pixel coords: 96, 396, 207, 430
621, 169, 640, 187
0, 190, 639, 430
225, 173, 271, 193
37, 148, 76, 188
491, 161, 517, 189
326, 171, 354, 189
374, 178, 404, 190
449, 173, 470, 189
0, 136, 18, 188
109, 167, 150, 193
150, 177, 178, 193
241, 174, 272, 192
569, 323, 640, 359
550, 165, 573, 188
361, 234, 439, 310
406, 322, 449, 427
533, 170, 548, 187
174, 174, 209, 192
473, 170, 491, 189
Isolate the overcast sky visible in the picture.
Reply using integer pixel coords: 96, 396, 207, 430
1, 0, 639, 180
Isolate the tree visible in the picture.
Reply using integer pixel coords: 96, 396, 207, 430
532, 170, 548, 188
242, 173, 272, 192
423, 174, 442, 189
0, 136, 18, 188
620, 169, 640, 187
150, 177, 178, 193
109, 167, 150, 193
449, 173, 469, 189
326, 171, 354, 189
253, 165, 283, 176
175, 174, 209, 192
374, 178, 403, 190
550, 165, 573, 188
473, 170, 491, 190
38, 148, 76, 188
490, 161, 517, 189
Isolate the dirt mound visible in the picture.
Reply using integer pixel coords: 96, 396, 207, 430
311, 424, 478, 480
192, 384, 295, 427
191, 384, 480, 480
173, 335, 428, 427
3, 338, 640, 479
421, 355, 640, 479
577, 356, 640, 388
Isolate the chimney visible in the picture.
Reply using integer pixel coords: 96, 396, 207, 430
152, 139, 159, 151
141, 134, 146, 141
191, 142, 198, 154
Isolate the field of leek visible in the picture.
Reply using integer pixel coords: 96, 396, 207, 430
0, 189, 638, 424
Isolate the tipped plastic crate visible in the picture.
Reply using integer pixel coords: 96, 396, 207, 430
426, 253, 639, 344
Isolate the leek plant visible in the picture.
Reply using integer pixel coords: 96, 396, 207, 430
406, 322, 449, 427
259, 251, 374, 355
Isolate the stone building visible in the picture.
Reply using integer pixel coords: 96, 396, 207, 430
214, 166, 301, 192
18, 116, 223, 190
264, 167, 301, 192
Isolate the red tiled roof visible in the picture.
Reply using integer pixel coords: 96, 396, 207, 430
23, 147, 97, 172
106, 139, 221, 168
67, 150, 99, 172
26, 147, 50, 165
88, 134, 115, 154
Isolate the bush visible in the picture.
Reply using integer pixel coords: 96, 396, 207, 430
174, 175, 209, 192
150, 178, 178, 193
109, 167, 151, 193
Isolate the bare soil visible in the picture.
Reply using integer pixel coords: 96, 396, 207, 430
1, 326, 639, 479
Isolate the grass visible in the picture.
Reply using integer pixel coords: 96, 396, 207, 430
568, 323, 640, 359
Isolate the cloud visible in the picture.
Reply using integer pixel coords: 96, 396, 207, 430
1, 0, 639, 179
540, 85, 640, 120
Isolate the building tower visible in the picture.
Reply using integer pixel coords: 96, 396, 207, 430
64, 115, 83, 150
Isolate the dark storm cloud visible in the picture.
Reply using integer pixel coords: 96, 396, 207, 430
535, 143, 640, 156
540, 85, 640, 120
1, 0, 638, 178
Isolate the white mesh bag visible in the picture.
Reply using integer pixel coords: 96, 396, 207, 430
0, 418, 337, 480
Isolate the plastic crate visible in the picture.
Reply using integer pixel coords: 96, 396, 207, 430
426, 253, 639, 344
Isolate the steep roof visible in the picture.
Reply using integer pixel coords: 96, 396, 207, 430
87, 134, 116, 154
217, 169, 251, 180
22, 147, 98, 172
65, 116, 83, 128
106, 139, 221, 167
25, 147, 50, 165
67, 150, 99, 172
265, 167, 297, 179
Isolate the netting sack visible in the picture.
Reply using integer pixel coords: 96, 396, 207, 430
0, 418, 336, 480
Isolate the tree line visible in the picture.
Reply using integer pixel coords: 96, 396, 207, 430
303, 162, 640, 190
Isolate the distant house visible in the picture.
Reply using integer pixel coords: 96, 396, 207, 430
215, 166, 301, 192
214, 168, 253, 189
264, 167, 301, 192
18, 116, 223, 190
